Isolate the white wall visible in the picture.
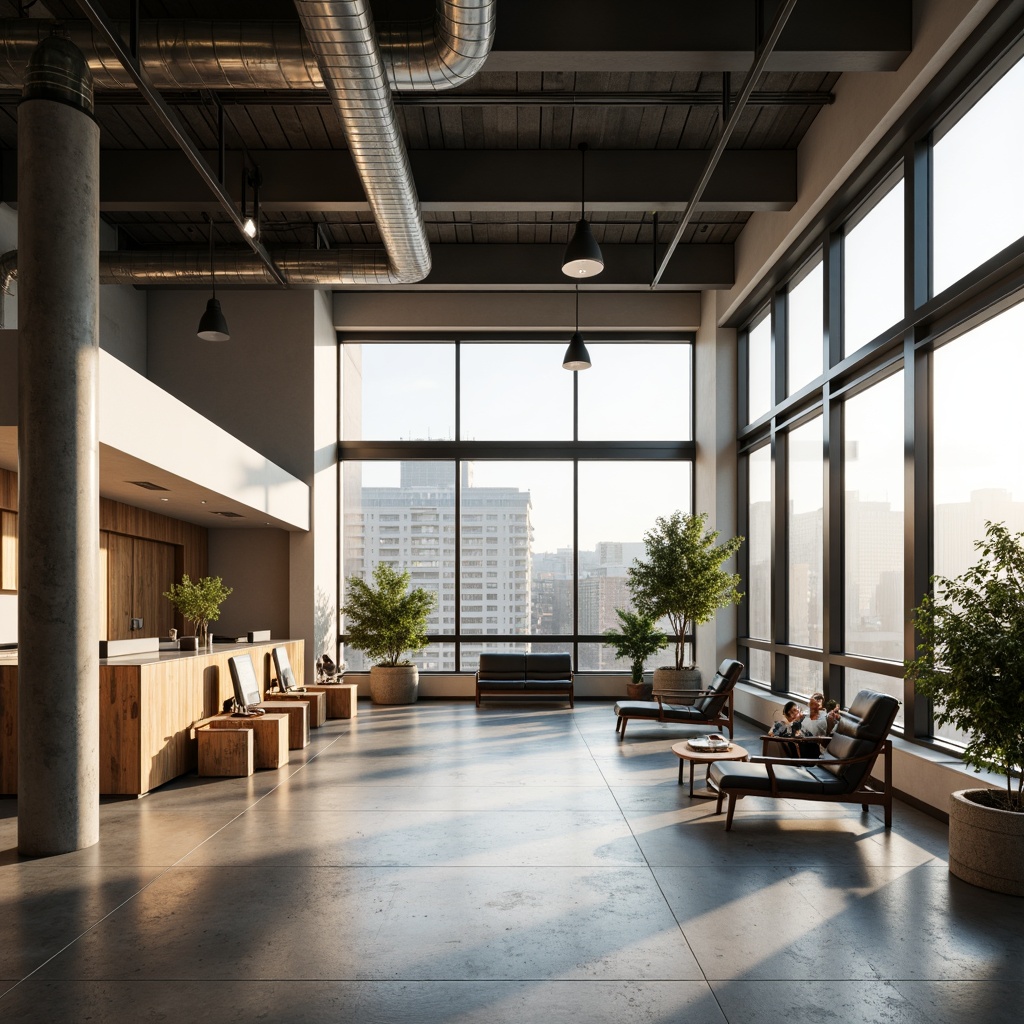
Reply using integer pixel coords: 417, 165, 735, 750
290, 290, 338, 680
694, 288, 739, 679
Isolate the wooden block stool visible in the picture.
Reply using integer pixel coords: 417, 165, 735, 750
263, 689, 327, 728
256, 700, 309, 749
198, 726, 254, 777
209, 713, 289, 769
305, 682, 358, 719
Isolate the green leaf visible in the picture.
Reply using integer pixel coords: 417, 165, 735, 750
905, 521, 1024, 808
341, 563, 437, 668
626, 511, 744, 670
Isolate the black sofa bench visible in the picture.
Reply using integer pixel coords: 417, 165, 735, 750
475, 652, 574, 708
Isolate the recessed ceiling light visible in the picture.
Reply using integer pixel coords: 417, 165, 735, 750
160, 497, 169, 502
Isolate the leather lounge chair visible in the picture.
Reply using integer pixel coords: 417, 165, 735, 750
613, 658, 744, 739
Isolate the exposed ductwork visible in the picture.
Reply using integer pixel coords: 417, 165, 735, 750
0, 3, 495, 92
0, 2, 496, 299
293, 0, 429, 284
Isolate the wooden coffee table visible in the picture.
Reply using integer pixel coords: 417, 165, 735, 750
672, 740, 749, 798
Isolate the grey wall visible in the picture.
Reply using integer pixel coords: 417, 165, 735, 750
146, 289, 316, 480
1, 207, 148, 372
207, 527, 291, 640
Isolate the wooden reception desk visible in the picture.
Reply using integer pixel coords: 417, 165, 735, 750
0, 639, 303, 797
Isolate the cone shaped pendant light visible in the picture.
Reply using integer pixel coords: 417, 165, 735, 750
197, 216, 230, 341
561, 142, 604, 278
563, 285, 592, 370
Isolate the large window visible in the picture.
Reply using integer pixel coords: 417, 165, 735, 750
787, 417, 823, 653
746, 444, 772, 685
932, 302, 1024, 743
843, 372, 904, 663
341, 339, 694, 671
933, 54, 1024, 295
736, 20, 1024, 757
786, 257, 823, 394
747, 311, 772, 423
843, 176, 904, 355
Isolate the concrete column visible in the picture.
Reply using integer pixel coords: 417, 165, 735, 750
17, 37, 100, 855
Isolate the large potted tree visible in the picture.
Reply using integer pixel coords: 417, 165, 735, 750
341, 562, 437, 705
905, 520, 1024, 896
163, 574, 233, 648
628, 511, 743, 691
604, 608, 668, 699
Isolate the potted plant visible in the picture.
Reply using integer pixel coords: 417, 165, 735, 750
905, 520, 1024, 895
341, 562, 437, 705
627, 511, 743, 690
163, 574, 233, 647
604, 608, 668, 699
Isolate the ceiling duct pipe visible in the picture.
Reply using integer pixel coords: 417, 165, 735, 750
0, 2, 495, 92
292, 0, 430, 284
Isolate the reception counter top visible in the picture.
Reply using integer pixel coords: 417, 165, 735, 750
0, 639, 304, 796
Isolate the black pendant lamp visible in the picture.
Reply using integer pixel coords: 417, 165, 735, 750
562, 285, 592, 371
562, 142, 604, 278
197, 216, 230, 341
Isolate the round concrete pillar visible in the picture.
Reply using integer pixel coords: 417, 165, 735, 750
17, 37, 100, 855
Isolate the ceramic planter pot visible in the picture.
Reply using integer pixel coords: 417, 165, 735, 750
369, 664, 419, 705
653, 666, 702, 699
948, 789, 1024, 896
625, 680, 653, 700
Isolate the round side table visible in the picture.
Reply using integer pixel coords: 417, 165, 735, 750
671, 741, 749, 798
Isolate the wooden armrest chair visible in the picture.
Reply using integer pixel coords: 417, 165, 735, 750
613, 659, 743, 739
708, 689, 900, 830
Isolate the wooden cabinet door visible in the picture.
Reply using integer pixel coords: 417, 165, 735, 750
133, 538, 176, 638
106, 533, 135, 640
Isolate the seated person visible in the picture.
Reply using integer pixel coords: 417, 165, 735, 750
769, 700, 804, 737
801, 691, 836, 737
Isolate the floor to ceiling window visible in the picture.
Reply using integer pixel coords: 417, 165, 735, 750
340, 338, 694, 673
736, 29, 1024, 750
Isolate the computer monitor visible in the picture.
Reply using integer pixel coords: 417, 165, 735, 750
272, 646, 300, 692
228, 653, 262, 708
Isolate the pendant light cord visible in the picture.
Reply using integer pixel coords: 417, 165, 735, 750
575, 282, 579, 330
579, 142, 587, 218
208, 214, 216, 301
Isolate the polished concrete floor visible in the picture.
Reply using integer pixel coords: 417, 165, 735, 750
0, 701, 1020, 1023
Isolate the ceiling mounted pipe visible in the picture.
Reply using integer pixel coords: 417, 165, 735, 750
291, 0, 430, 284
0, 2, 495, 92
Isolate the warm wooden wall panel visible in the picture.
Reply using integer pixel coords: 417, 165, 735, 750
0, 468, 15, 512
0, 510, 16, 592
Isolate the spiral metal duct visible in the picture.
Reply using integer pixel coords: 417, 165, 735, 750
0, 2, 495, 92
293, 0, 430, 284
1, 2, 496, 294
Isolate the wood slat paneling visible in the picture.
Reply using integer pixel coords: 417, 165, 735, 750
133, 538, 177, 639
0, 468, 15, 511
0, 510, 16, 592
106, 533, 134, 642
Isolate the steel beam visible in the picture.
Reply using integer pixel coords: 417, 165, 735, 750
0, 149, 796, 214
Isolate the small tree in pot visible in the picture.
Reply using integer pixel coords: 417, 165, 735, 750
628, 511, 743, 687
604, 608, 668, 698
341, 563, 437, 705
163, 574, 232, 645
905, 520, 1024, 894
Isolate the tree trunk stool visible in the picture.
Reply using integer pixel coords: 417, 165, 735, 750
305, 682, 358, 719
198, 726, 254, 777
208, 713, 289, 769
263, 689, 327, 727
256, 700, 309, 749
